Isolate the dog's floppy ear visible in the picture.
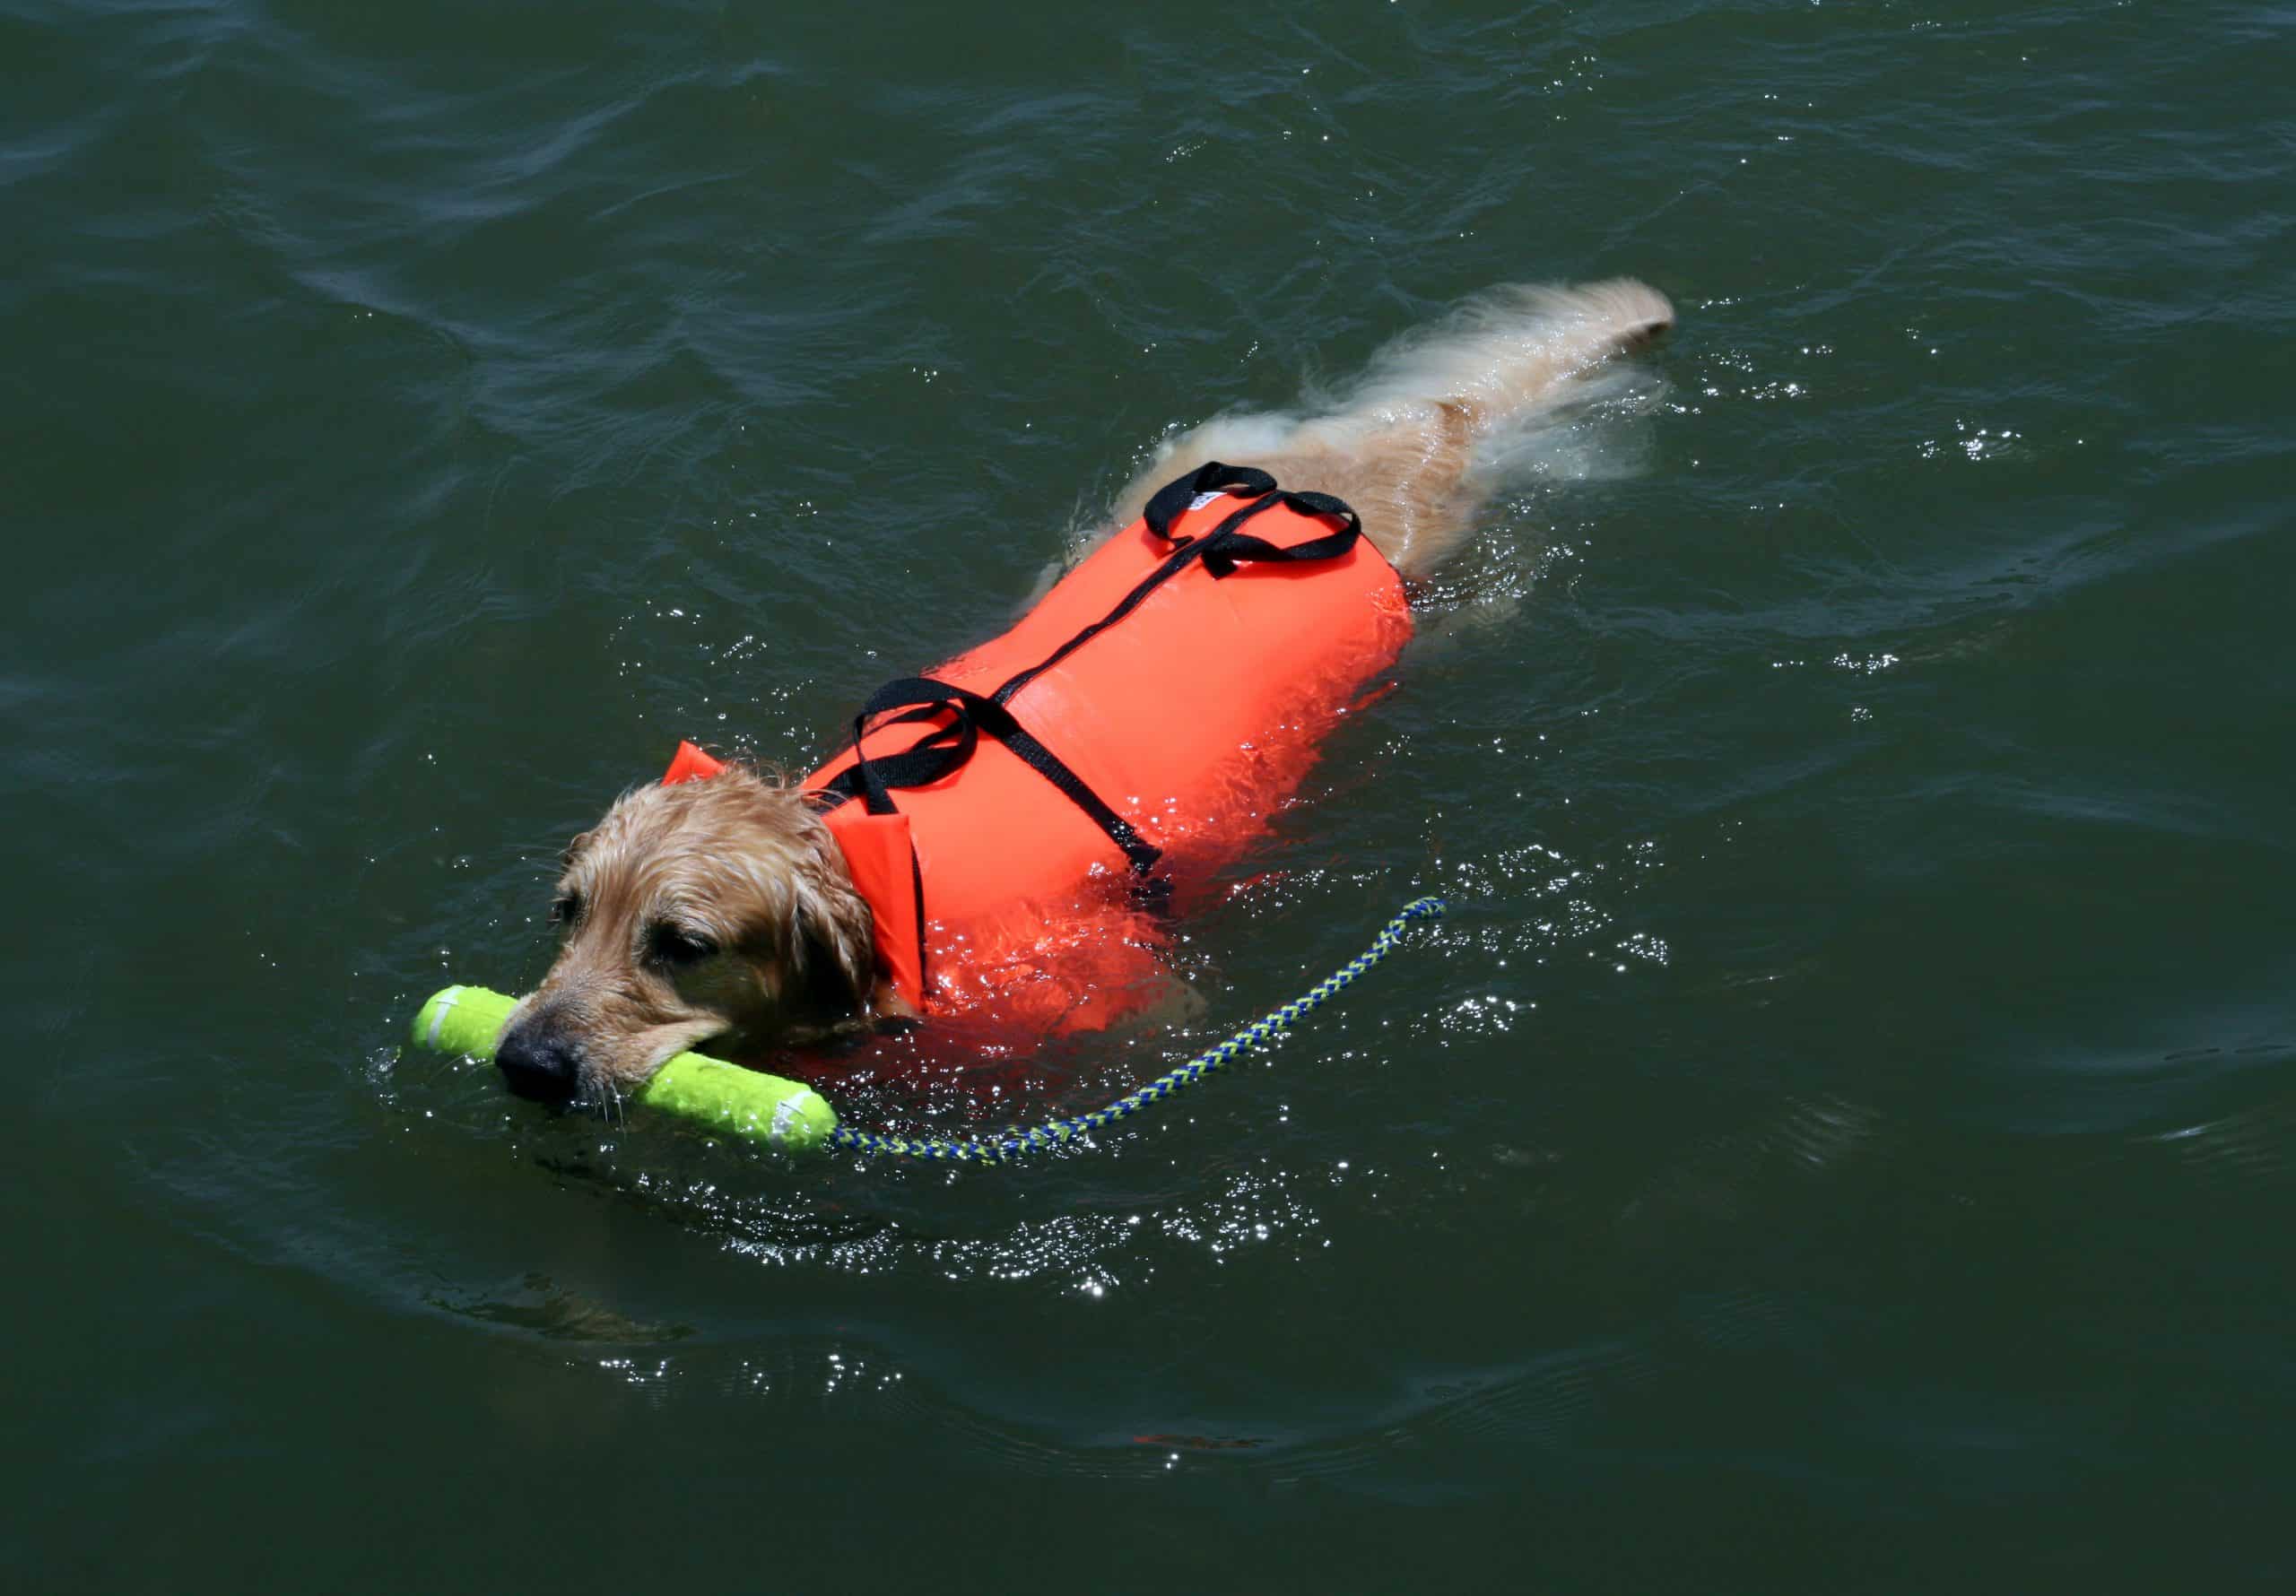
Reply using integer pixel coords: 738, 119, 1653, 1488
790, 881, 876, 1019
787, 824, 879, 1019
796, 901, 875, 1017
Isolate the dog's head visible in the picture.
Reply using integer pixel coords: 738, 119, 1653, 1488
494, 764, 880, 1106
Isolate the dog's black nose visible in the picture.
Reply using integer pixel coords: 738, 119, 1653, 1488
496, 1027, 581, 1103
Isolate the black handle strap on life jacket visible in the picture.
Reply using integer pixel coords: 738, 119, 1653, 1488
1140, 459, 1363, 577
820, 676, 1162, 877
982, 465, 1369, 711
835, 678, 978, 816
1142, 461, 1278, 539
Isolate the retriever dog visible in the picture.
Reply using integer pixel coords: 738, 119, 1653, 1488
496, 282, 1674, 1106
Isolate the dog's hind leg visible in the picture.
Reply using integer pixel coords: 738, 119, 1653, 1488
1112, 280, 1674, 578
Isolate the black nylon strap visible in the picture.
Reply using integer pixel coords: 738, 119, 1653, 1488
1142, 460, 1277, 541
1193, 488, 1361, 577
819, 677, 1161, 876
991, 492, 1279, 707
989, 485, 1361, 706
836, 677, 981, 816
1140, 461, 1363, 576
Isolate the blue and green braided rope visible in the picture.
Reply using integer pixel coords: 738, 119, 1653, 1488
827, 895, 1446, 1162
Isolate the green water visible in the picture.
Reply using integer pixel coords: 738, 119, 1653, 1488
9, 0, 2293, 1588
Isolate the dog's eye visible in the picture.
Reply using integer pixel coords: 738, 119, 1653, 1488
549, 893, 583, 926
648, 924, 719, 966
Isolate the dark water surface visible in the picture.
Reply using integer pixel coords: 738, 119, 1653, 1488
9, 0, 2293, 1588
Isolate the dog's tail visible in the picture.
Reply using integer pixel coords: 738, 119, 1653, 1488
1326, 278, 1674, 438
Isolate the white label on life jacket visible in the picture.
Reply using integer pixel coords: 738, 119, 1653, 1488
1187, 490, 1230, 512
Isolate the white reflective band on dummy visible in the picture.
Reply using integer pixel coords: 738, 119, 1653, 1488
425, 986, 464, 1049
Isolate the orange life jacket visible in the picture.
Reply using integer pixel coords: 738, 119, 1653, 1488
664, 464, 1412, 1040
